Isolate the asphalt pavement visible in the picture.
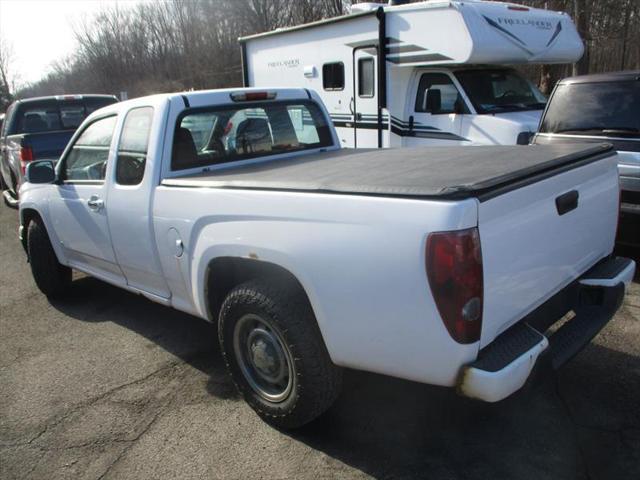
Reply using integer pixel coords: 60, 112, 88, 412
1, 202, 639, 479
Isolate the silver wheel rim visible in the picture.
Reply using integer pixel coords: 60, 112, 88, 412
233, 313, 294, 403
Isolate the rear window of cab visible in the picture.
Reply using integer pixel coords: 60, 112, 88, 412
12, 97, 118, 135
171, 100, 333, 171
540, 81, 640, 135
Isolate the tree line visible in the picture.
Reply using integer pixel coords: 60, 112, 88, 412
1, 0, 639, 109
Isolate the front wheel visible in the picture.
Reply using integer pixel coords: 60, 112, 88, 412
27, 219, 72, 298
218, 279, 342, 429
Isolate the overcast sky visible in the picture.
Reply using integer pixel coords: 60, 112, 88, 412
0, 0, 147, 85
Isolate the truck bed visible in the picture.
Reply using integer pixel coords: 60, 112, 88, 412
163, 143, 614, 200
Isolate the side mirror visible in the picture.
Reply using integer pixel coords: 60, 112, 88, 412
425, 89, 442, 113
25, 160, 56, 184
454, 96, 466, 115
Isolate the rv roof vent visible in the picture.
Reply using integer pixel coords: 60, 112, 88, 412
351, 3, 383, 13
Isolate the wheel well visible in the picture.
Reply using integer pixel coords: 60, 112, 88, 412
20, 208, 42, 254
206, 257, 309, 323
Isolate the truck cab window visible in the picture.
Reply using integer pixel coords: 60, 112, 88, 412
116, 107, 153, 185
172, 101, 332, 171
358, 58, 375, 98
62, 116, 117, 182
415, 73, 466, 115
322, 62, 345, 91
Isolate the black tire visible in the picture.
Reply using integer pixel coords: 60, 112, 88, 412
27, 219, 72, 298
218, 278, 342, 429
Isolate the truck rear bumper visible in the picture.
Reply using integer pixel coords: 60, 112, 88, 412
457, 256, 634, 403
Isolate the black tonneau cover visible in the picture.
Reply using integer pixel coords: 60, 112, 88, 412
162, 143, 614, 200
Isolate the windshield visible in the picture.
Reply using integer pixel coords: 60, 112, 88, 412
172, 100, 334, 171
539, 82, 640, 136
454, 69, 547, 114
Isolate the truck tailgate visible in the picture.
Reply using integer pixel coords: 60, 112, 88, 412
15, 131, 74, 161
478, 149, 620, 347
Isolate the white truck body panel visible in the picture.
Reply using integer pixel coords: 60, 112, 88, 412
243, 0, 582, 148
19, 88, 626, 396
478, 154, 619, 346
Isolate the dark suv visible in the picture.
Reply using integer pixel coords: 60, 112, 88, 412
533, 70, 640, 247
0, 94, 118, 206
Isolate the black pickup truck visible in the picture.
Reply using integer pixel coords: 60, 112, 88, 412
533, 71, 640, 247
0, 95, 118, 206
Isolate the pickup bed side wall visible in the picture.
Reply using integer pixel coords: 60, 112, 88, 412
152, 186, 480, 387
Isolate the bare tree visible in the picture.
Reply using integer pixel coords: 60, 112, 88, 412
16, 0, 640, 100
0, 35, 16, 109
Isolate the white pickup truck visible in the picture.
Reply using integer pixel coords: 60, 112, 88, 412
19, 88, 635, 429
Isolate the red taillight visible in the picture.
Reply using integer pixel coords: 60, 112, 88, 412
426, 227, 483, 344
20, 146, 34, 175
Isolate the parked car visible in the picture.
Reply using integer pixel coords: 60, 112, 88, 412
533, 70, 640, 247
19, 88, 634, 429
0, 94, 118, 206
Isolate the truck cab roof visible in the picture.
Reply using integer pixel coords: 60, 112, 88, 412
89, 88, 317, 118
557, 70, 640, 85
12, 94, 118, 105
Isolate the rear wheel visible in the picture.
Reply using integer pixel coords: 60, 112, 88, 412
218, 279, 342, 429
27, 219, 72, 298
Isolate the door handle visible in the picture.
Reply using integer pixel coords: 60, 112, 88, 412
87, 195, 104, 211
555, 190, 579, 216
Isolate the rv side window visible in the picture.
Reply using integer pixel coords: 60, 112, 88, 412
358, 58, 375, 98
322, 62, 345, 91
415, 73, 466, 115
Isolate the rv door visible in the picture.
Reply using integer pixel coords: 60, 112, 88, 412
353, 48, 379, 148
406, 71, 468, 146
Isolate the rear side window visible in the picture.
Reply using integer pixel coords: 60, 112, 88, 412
540, 82, 640, 134
116, 107, 153, 185
358, 58, 375, 98
323, 62, 345, 91
172, 100, 333, 171
62, 116, 117, 182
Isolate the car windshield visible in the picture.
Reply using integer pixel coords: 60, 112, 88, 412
454, 69, 547, 114
539, 81, 640, 136
172, 99, 333, 171
15, 97, 117, 134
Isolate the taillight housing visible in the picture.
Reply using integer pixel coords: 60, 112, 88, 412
20, 146, 34, 175
426, 227, 483, 344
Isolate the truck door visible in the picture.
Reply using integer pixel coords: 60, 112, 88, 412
48, 115, 125, 284
405, 72, 468, 146
106, 106, 171, 299
352, 49, 379, 148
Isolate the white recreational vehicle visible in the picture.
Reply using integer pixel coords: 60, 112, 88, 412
240, 0, 584, 148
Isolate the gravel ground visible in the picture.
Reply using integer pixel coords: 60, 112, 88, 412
0, 202, 638, 480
